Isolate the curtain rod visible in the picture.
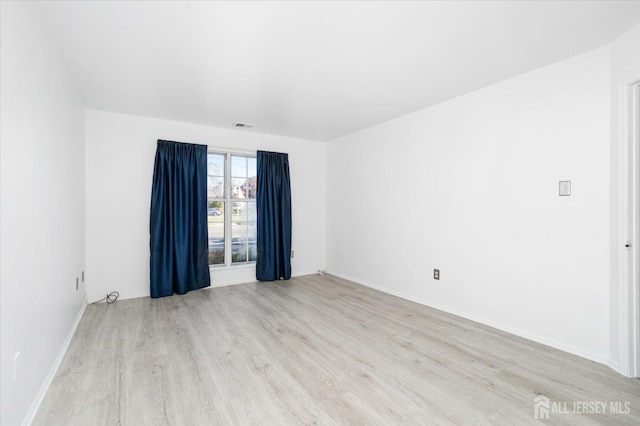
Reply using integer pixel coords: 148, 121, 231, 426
207, 147, 257, 155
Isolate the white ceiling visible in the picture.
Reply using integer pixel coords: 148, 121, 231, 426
40, 1, 640, 142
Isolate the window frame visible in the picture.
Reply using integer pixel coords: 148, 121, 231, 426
207, 150, 257, 268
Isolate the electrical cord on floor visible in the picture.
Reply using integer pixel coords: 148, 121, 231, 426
91, 291, 120, 304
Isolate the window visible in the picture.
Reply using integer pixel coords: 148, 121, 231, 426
207, 152, 257, 266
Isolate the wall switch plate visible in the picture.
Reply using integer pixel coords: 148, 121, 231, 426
559, 180, 571, 196
434, 269, 440, 280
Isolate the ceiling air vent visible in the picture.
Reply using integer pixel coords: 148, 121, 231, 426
232, 122, 255, 128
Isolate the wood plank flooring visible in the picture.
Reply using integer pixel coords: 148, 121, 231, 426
34, 274, 640, 425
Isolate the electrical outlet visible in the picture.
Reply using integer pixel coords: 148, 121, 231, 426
434, 269, 440, 280
75, 277, 79, 291
291, 250, 295, 259
14, 352, 21, 381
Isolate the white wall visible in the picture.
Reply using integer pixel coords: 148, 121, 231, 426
85, 110, 325, 302
326, 46, 612, 364
0, 2, 86, 425
609, 24, 640, 375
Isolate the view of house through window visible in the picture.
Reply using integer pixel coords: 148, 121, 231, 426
207, 152, 257, 266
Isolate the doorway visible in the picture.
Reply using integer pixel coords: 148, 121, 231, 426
632, 82, 640, 377
625, 81, 640, 377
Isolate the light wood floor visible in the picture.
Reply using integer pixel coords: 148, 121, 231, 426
34, 274, 640, 425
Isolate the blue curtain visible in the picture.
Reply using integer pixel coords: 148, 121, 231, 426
256, 150, 292, 281
150, 140, 210, 298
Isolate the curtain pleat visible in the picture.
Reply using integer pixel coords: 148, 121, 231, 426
256, 150, 292, 281
150, 140, 210, 297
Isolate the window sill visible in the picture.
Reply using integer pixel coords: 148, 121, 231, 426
209, 263, 256, 271
208, 263, 256, 287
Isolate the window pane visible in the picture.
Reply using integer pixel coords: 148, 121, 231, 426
248, 220, 256, 240
232, 201, 247, 222
246, 176, 257, 199
248, 241, 257, 262
247, 202, 256, 262
208, 176, 224, 198
231, 156, 247, 177
208, 154, 224, 176
232, 221, 248, 263
208, 202, 225, 265
207, 200, 224, 217
247, 202, 256, 222
247, 157, 257, 177
231, 178, 248, 199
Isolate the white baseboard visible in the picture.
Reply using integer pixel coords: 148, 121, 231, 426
97, 269, 324, 300
209, 269, 320, 288
607, 359, 620, 373
22, 301, 87, 426
329, 271, 612, 369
